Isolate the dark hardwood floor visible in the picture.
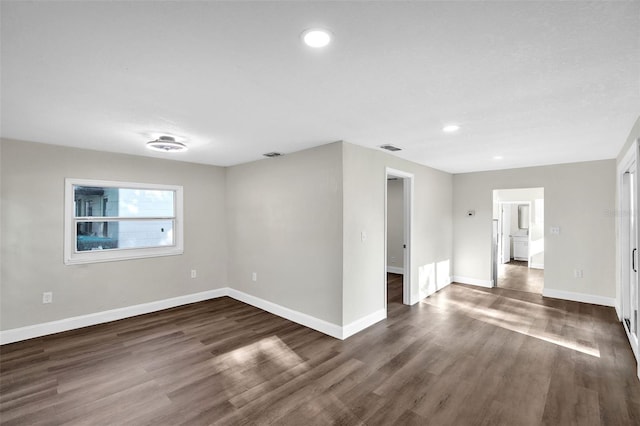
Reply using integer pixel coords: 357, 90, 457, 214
2, 276, 640, 425
498, 260, 544, 294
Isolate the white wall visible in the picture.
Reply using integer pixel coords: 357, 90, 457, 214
454, 160, 615, 301
386, 179, 404, 271
342, 143, 453, 324
494, 187, 545, 268
225, 142, 344, 326
0, 138, 228, 330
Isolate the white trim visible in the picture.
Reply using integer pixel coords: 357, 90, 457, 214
1, 288, 391, 345
529, 263, 544, 270
617, 140, 639, 362
226, 288, 344, 339
0, 289, 227, 345
386, 266, 404, 274
623, 319, 640, 362
453, 276, 493, 288
343, 309, 387, 339
542, 288, 615, 307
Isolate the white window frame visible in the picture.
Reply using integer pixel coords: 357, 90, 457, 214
64, 178, 184, 265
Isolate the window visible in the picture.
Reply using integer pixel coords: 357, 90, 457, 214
64, 179, 183, 264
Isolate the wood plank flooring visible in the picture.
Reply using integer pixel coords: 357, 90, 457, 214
2, 276, 640, 425
498, 260, 544, 294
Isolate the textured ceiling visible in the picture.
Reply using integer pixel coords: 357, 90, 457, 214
1, 1, 638, 173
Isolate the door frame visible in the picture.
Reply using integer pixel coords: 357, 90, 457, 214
617, 139, 639, 373
493, 188, 541, 290
385, 167, 414, 306
498, 203, 512, 264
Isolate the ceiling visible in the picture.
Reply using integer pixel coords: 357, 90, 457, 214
1, 1, 638, 174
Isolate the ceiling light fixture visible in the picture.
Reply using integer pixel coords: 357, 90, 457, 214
493, 155, 503, 160
442, 124, 460, 133
379, 144, 402, 152
146, 136, 188, 152
263, 152, 284, 158
302, 29, 332, 48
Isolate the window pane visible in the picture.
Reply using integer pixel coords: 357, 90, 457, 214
76, 220, 174, 251
74, 186, 174, 218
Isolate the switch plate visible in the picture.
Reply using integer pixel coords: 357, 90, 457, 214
550, 226, 560, 235
361, 231, 367, 242
42, 292, 53, 304
252, 272, 257, 282
191, 269, 197, 279
574, 269, 583, 278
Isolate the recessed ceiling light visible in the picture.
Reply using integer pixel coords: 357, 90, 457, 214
442, 124, 460, 133
493, 155, 503, 160
146, 136, 187, 152
302, 29, 332, 48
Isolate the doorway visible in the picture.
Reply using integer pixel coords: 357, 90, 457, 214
492, 188, 545, 294
385, 168, 413, 310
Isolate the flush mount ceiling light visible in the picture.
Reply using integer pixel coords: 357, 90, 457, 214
493, 155, 504, 160
442, 124, 460, 133
146, 136, 187, 152
379, 144, 402, 152
302, 29, 332, 48
263, 152, 284, 158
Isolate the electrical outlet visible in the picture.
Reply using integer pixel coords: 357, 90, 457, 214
252, 272, 257, 282
42, 292, 53, 304
574, 269, 583, 278
191, 269, 197, 279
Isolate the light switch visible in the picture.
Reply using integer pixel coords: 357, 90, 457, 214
550, 226, 560, 235
361, 231, 367, 242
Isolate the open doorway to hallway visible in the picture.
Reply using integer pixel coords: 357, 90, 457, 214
385, 168, 413, 309
492, 188, 545, 294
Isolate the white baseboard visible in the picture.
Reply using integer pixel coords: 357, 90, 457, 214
1, 288, 389, 345
343, 309, 386, 339
226, 288, 344, 339
0, 288, 228, 345
542, 288, 615, 307
453, 276, 493, 288
529, 263, 544, 270
386, 266, 404, 274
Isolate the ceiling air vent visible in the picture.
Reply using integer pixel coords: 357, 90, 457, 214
379, 144, 402, 152
263, 152, 284, 158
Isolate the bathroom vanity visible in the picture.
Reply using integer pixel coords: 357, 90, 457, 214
511, 235, 529, 261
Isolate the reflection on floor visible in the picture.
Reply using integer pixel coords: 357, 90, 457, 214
498, 260, 544, 294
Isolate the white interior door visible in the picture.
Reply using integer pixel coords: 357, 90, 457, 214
623, 167, 639, 353
500, 204, 511, 264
